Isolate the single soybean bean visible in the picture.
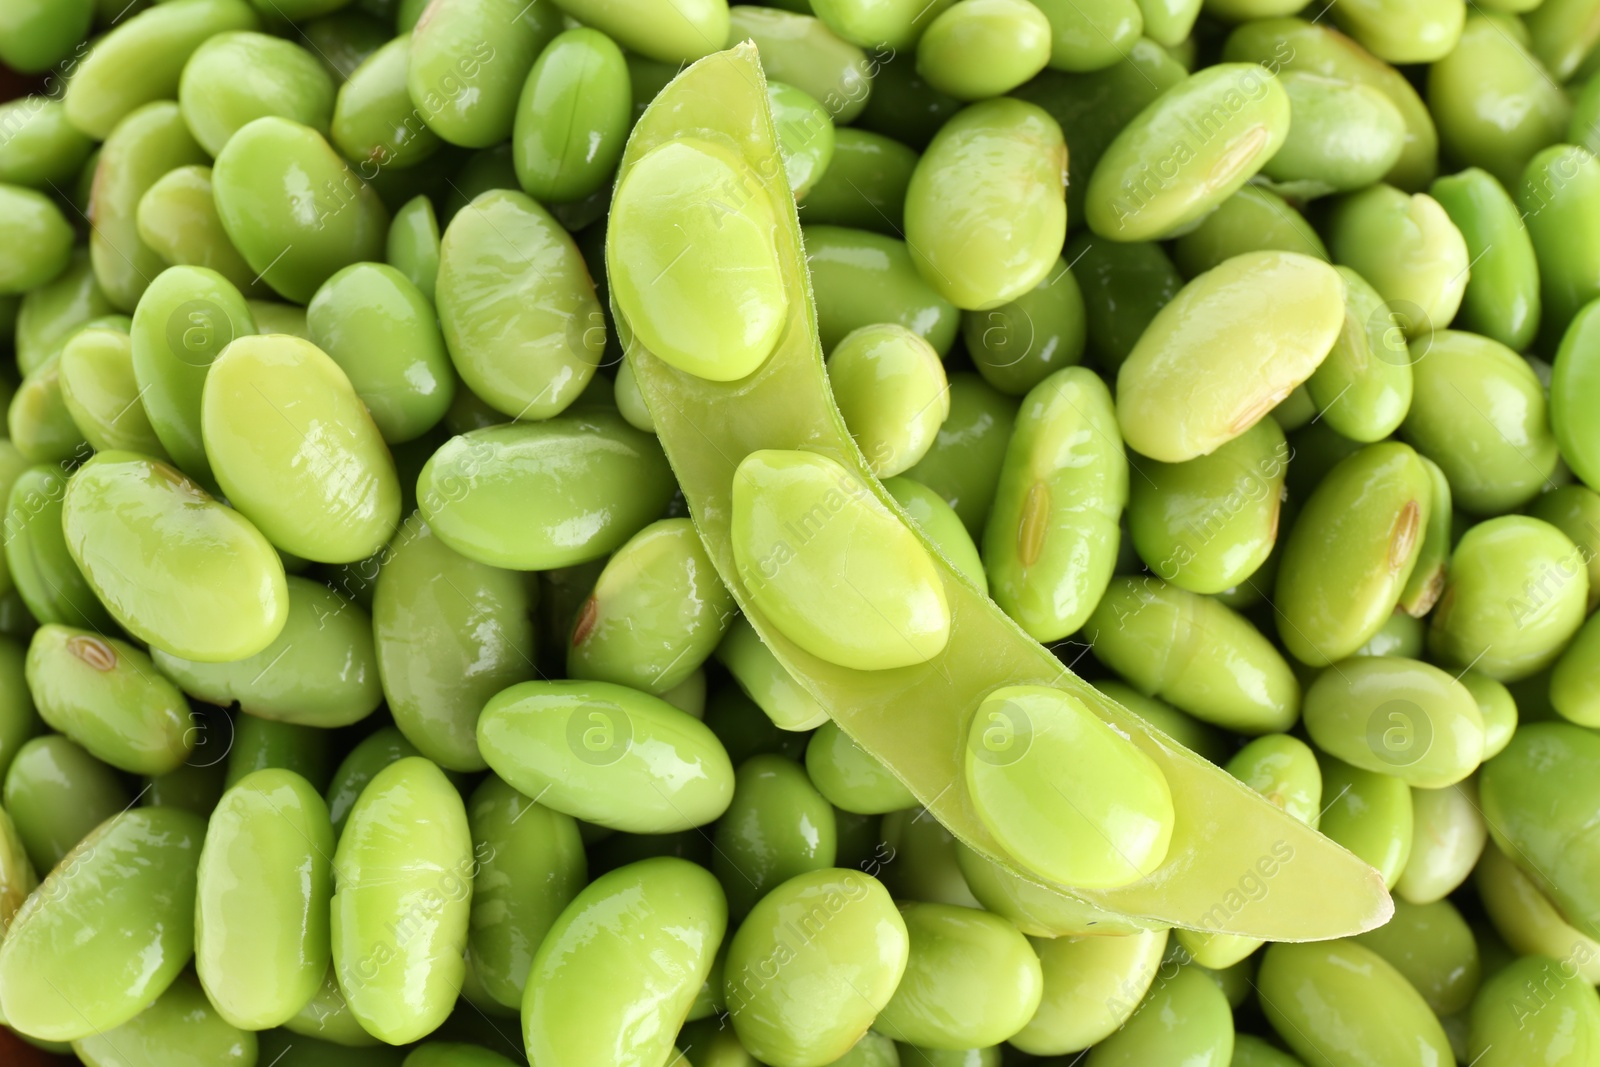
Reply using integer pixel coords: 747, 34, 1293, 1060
914, 0, 1051, 102
438, 189, 604, 412
955, 841, 1158, 937
63, 0, 261, 140
1460, 671, 1517, 759
904, 97, 1065, 310
15, 250, 115, 377
723, 870, 902, 1062
714, 617, 829, 731
513, 28, 630, 204
804, 225, 961, 356
0, 185, 71, 297
1065, 233, 1182, 371
882, 476, 987, 592
1527, 0, 1600, 81
387, 194, 442, 304
195, 769, 333, 1030
373, 515, 536, 770
1520, 144, 1600, 345
555, 0, 726, 65
3, 734, 130, 874
403, 1044, 520, 1067
307, 262, 454, 445
1317, 754, 1413, 887
224, 715, 332, 790
805, 719, 916, 814
727, 7, 872, 123
828, 323, 949, 478
1327, 185, 1470, 338
180, 31, 335, 157
1115, 251, 1345, 464
1260, 72, 1405, 199
1087, 64, 1289, 242
477, 679, 735, 832
1084, 964, 1234, 1067
406, 0, 559, 148
1030, 0, 1142, 72
1476, 842, 1600, 983
214, 117, 389, 304
1127, 416, 1288, 595
1306, 268, 1412, 444
1552, 613, 1600, 727
614, 360, 654, 433
466, 776, 586, 1010
1470, 952, 1600, 1067
983, 367, 1125, 641
331, 36, 440, 174
1397, 780, 1487, 905
0, 807, 206, 1042
769, 81, 836, 200
731, 449, 951, 670
8, 354, 88, 466
800, 129, 917, 233
1276, 442, 1432, 665
1553, 298, 1600, 491
1330, 0, 1465, 64
897, 374, 1016, 539
1257, 940, 1452, 1067
1353, 897, 1481, 1016
59, 322, 169, 458
417, 413, 673, 570
70, 971, 255, 1066
5, 465, 115, 632
1009, 929, 1168, 1055
875, 901, 1042, 1050
1227, 733, 1321, 828
325, 727, 421, 842
1429, 516, 1588, 681
25, 624, 192, 776
0, 0, 93, 73
1171, 186, 1327, 278
713, 754, 837, 918
961, 258, 1087, 396
808, 0, 947, 48
568, 518, 734, 695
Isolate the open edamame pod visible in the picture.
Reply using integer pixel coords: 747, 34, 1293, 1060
607, 43, 1390, 940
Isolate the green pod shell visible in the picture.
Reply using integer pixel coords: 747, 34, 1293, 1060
5, 465, 112, 631
15, 250, 115, 377
883, 476, 988, 592
724, 869, 907, 1067
567, 518, 735, 695
1170, 186, 1326, 279
800, 129, 918, 234
524, 858, 727, 1067
1257, 940, 1452, 1067
137, 165, 260, 301
1009, 929, 1168, 1055
332, 756, 473, 1045
1396, 779, 1486, 905
129, 265, 256, 486
726, 7, 872, 123
3, 734, 129, 875
213, 117, 389, 304
0, 99, 91, 188
89, 102, 209, 313
63, 0, 261, 140
876, 901, 1043, 1050
1469, 952, 1600, 1067
1317, 754, 1413, 887
0, 0, 92, 73
955, 841, 1160, 937
8, 353, 88, 466
60, 451, 289, 663
436, 189, 603, 416
466, 776, 587, 1010
1127, 416, 1288, 595
904, 97, 1066, 311
1305, 267, 1413, 443
1520, 144, 1600, 344
0, 184, 72, 297
1083, 964, 1234, 1067
25, 624, 192, 776
913, 0, 1051, 102
961, 258, 1087, 397
983, 367, 1126, 641
72, 972, 256, 1067
714, 616, 829, 731
179, 31, 336, 157
332, 35, 441, 172
1086, 64, 1290, 242
1275, 442, 1431, 665
307, 262, 455, 445
407, 0, 560, 148
195, 769, 334, 1030
1065, 234, 1182, 372
1553, 612, 1600, 727
1476, 842, 1600, 983
1429, 516, 1588, 681
1351, 897, 1480, 1016
387, 194, 442, 303
1401, 330, 1559, 515
477, 679, 735, 832
1260, 71, 1405, 199
513, 28, 631, 204
1086, 577, 1299, 733
1115, 251, 1345, 464
0, 807, 205, 1042
804, 225, 962, 356
373, 515, 536, 770
1327, 184, 1469, 338
417, 414, 674, 570
153, 575, 380, 729
58, 323, 169, 458
806, 719, 917, 814
713, 754, 837, 918
1552, 298, 1600, 490
828, 323, 949, 478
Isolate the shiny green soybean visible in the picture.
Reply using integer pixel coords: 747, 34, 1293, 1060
1305, 267, 1412, 443
8, 354, 88, 466
1476, 841, 1600, 983
0, 185, 71, 297
387, 194, 441, 303
960, 258, 1086, 396
876, 901, 1043, 1050
724, 869, 906, 1066
1469, 953, 1600, 1067
179, 31, 335, 157
0, 807, 205, 1043
1552, 612, 1600, 727
1527, 0, 1600, 82
800, 129, 918, 234
1553, 298, 1600, 490
1395, 453, 1448, 618
213, 117, 389, 304
417, 413, 673, 570
1085, 964, 1233, 1067
477, 679, 735, 832
58, 323, 169, 458
1429, 516, 1588, 681
195, 769, 333, 1030
1275, 442, 1431, 665
726, 7, 872, 122
1328, 185, 1469, 337
1127, 416, 1287, 595
407, 0, 559, 148
1010, 929, 1167, 1055
713, 754, 836, 918
513, 28, 631, 204
136, 164, 262, 293
955, 841, 1157, 937
1317, 754, 1413, 887
804, 225, 961, 356
326, 728, 422, 842
556, 0, 726, 65
1086, 64, 1289, 241
809, 0, 946, 49
25, 624, 191, 776
4, 466, 111, 632
1461, 671, 1517, 759
1065, 234, 1182, 371
1398, 781, 1486, 905
880, 807, 984, 909
1352, 897, 1480, 1016
914, 0, 1051, 102
714, 616, 829, 732
1401, 330, 1559, 515
3, 734, 129, 875
0, 0, 93, 73
15, 250, 114, 377
1031, 0, 1142, 72
883, 476, 987, 592
61, 452, 289, 662
154, 575, 380, 729
1257, 940, 1452, 1067
72, 973, 256, 1067
904, 97, 1065, 310
224, 715, 332, 791
307, 262, 454, 444
983, 367, 1125, 641
332, 756, 473, 1045
129, 265, 256, 486
332, 34, 441, 172
828, 323, 949, 478
1260, 71, 1405, 199
1170, 186, 1327, 278
769, 81, 836, 201
567, 518, 735, 694
806, 719, 917, 814
1330, 0, 1465, 64
1520, 144, 1600, 344
437, 189, 603, 415
466, 776, 586, 1010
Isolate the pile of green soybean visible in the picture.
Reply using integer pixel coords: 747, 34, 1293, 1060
2, 0, 1600, 1064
